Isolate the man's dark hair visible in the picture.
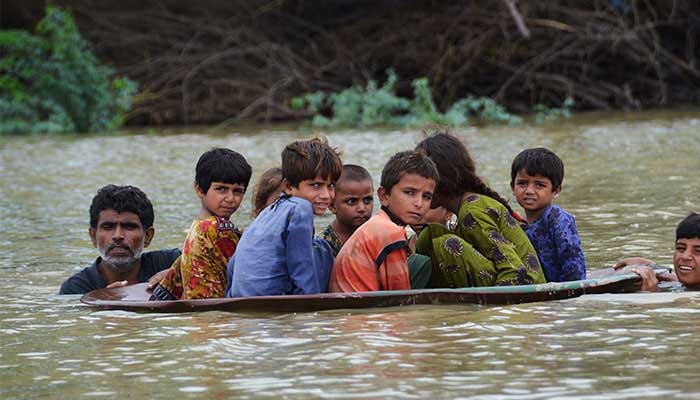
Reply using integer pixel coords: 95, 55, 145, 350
337, 164, 373, 190
89, 185, 154, 229
510, 147, 565, 190
282, 137, 342, 187
195, 148, 252, 193
380, 150, 439, 193
677, 212, 700, 241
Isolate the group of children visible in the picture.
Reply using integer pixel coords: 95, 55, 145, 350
148, 129, 682, 301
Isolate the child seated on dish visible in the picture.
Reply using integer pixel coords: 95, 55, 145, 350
150, 148, 252, 300
250, 166, 283, 218
319, 164, 374, 257
510, 148, 586, 282
227, 137, 341, 297
329, 150, 438, 292
415, 132, 546, 288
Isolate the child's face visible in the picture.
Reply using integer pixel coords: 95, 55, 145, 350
330, 179, 374, 231
673, 237, 700, 286
285, 175, 335, 216
511, 170, 560, 214
378, 173, 436, 226
197, 181, 246, 219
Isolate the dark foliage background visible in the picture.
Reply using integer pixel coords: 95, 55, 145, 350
6, 0, 700, 125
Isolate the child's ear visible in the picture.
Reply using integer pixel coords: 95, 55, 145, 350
377, 186, 390, 207
328, 202, 337, 215
282, 178, 294, 195
553, 185, 562, 198
194, 182, 206, 198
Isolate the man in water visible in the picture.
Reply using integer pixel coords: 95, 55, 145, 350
59, 185, 180, 294
614, 212, 700, 291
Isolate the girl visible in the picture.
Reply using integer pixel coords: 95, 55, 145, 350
415, 132, 546, 287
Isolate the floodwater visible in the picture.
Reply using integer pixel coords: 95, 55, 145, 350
1, 110, 699, 399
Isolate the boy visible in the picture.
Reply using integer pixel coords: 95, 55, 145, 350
227, 137, 342, 297
59, 185, 180, 294
614, 212, 700, 291
510, 148, 586, 282
150, 148, 252, 300
319, 164, 375, 257
329, 150, 438, 292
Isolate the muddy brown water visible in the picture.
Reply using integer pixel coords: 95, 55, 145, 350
1, 111, 699, 399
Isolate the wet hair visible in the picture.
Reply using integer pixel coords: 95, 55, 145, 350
89, 185, 154, 229
251, 167, 283, 218
195, 148, 252, 193
380, 150, 439, 193
416, 131, 515, 215
676, 213, 700, 241
337, 164, 373, 191
510, 147, 565, 190
281, 137, 342, 187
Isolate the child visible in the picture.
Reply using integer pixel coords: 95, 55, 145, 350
614, 212, 700, 291
414, 132, 547, 288
227, 137, 341, 297
319, 164, 374, 257
510, 147, 586, 282
329, 150, 438, 292
251, 166, 283, 218
150, 148, 252, 300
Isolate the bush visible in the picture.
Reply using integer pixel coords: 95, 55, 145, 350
291, 70, 522, 128
0, 5, 137, 135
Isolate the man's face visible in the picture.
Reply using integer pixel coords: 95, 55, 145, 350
673, 237, 700, 287
89, 209, 154, 270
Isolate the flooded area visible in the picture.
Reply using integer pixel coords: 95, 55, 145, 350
1, 110, 699, 398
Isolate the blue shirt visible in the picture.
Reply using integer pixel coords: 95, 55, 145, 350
226, 195, 334, 297
524, 204, 586, 282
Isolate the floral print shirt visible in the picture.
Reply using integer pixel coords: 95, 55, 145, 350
154, 216, 240, 300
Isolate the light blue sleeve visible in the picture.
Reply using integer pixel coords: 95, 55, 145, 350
285, 200, 324, 294
225, 253, 236, 297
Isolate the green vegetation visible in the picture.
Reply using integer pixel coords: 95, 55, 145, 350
0, 6, 136, 135
291, 71, 578, 128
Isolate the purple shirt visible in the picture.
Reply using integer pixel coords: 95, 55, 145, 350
524, 204, 586, 282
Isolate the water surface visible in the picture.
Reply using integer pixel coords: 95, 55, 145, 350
1, 110, 699, 398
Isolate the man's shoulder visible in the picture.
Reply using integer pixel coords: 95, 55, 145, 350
141, 248, 181, 273
58, 258, 103, 295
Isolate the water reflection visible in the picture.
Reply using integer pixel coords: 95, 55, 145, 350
2, 111, 700, 398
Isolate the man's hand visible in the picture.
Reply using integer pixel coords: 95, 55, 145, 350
613, 257, 655, 270
147, 269, 168, 291
620, 265, 659, 292
106, 280, 129, 289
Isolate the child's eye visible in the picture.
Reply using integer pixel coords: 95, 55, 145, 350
404, 190, 415, 196
215, 186, 226, 192
329, 183, 336, 189
363, 197, 373, 205
423, 193, 433, 201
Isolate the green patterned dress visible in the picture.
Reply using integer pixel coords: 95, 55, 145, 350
416, 194, 546, 287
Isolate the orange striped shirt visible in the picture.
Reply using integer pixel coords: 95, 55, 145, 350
329, 210, 410, 292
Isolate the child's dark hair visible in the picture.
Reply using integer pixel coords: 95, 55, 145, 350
251, 167, 283, 217
89, 185, 154, 229
195, 148, 252, 193
510, 148, 565, 190
416, 131, 514, 215
676, 213, 700, 241
282, 137, 342, 187
380, 150, 439, 193
337, 164, 373, 189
